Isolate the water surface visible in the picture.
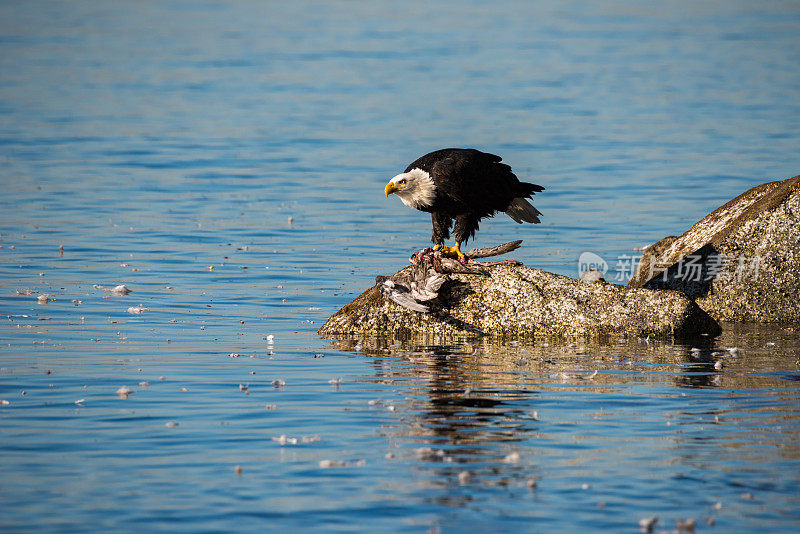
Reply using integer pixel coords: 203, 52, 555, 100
1, 1, 800, 532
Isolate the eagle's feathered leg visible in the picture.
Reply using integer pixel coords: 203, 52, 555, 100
440, 214, 480, 261
431, 212, 452, 252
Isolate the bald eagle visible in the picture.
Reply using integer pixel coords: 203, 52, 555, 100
384, 148, 544, 260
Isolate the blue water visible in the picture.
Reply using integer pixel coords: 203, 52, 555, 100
1, 1, 800, 532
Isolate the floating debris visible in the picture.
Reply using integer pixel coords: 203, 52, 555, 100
139, 381, 149, 387
271, 379, 285, 388
273, 435, 298, 445
37, 294, 51, 304
557, 370, 598, 381
457, 471, 472, 485
727, 347, 741, 356
179, 387, 189, 392
526, 477, 538, 490
638, 516, 658, 533
265, 404, 277, 410
0, 399, 9, 406
272, 434, 320, 446
234, 465, 242, 475
415, 447, 445, 461
93, 284, 132, 295
116, 386, 134, 399
714, 360, 724, 370
266, 334, 275, 342
229, 353, 242, 358
72, 299, 81, 306
165, 421, 179, 428
676, 518, 696, 533
127, 304, 148, 314
318, 458, 365, 469
112, 284, 131, 295
74, 399, 85, 405
503, 451, 520, 464
239, 384, 248, 392
328, 378, 342, 386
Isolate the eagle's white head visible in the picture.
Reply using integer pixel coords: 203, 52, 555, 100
384, 168, 436, 210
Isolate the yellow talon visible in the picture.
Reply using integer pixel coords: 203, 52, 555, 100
453, 242, 465, 261
438, 243, 465, 260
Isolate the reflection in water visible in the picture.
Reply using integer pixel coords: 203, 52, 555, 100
325, 324, 800, 527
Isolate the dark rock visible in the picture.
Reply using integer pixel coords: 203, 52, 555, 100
628, 174, 800, 322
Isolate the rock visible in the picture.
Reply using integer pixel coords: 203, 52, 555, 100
319, 264, 719, 340
627, 174, 800, 322
579, 269, 605, 284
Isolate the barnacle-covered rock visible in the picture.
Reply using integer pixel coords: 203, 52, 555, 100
628, 174, 800, 322
319, 264, 718, 340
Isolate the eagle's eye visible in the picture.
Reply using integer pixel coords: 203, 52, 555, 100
399, 179, 407, 185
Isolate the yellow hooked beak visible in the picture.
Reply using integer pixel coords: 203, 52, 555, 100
385, 181, 400, 198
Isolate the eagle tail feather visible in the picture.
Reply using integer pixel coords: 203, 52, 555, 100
505, 197, 541, 224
